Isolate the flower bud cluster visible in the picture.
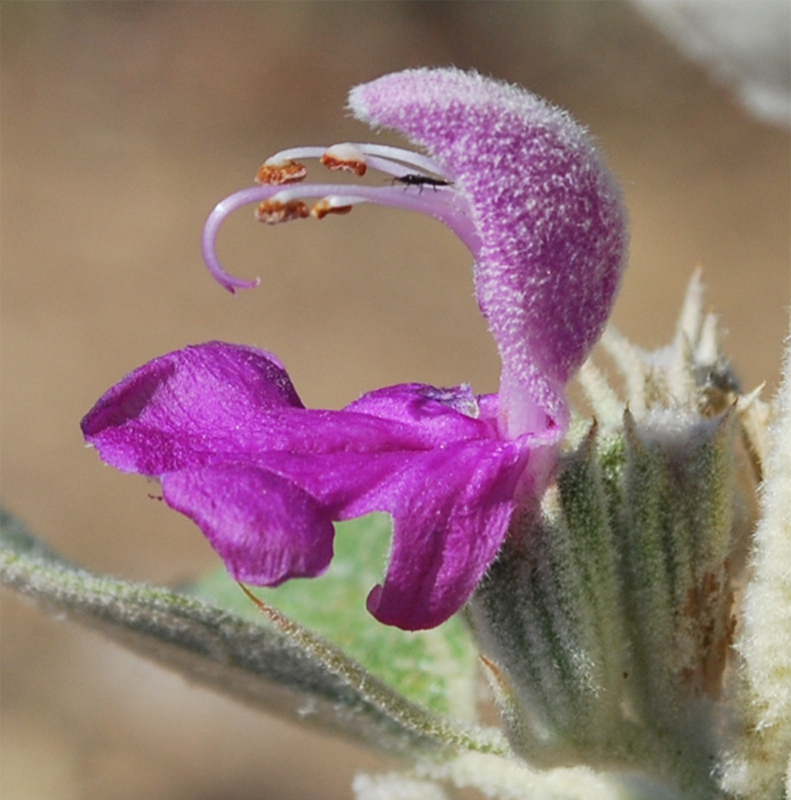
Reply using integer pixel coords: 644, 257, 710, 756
469, 273, 766, 796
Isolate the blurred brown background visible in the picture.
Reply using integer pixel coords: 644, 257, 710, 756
2, 3, 788, 799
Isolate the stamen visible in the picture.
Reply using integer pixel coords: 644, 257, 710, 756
321, 143, 367, 176
262, 147, 328, 165
255, 199, 310, 224
202, 161, 479, 293
311, 197, 357, 219
255, 160, 308, 185
348, 143, 449, 180
259, 143, 450, 183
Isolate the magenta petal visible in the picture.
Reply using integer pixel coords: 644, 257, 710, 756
83, 343, 551, 630
364, 440, 524, 630
162, 465, 334, 585
81, 341, 304, 474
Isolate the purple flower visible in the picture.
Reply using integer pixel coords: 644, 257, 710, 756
82, 68, 627, 630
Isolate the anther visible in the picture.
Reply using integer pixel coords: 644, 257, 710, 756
256, 199, 310, 224
255, 160, 308, 185
321, 143, 367, 176
311, 198, 354, 220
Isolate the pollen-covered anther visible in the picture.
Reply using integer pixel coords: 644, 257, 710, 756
255, 160, 308, 185
255, 199, 310, 224
321, 143, 367, 176
311, 198, 354, 220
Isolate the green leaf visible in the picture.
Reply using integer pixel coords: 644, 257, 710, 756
191, 513, 480, 722
0, 509, 505, 760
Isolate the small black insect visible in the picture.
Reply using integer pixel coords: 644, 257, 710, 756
392, 174, 452, 193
